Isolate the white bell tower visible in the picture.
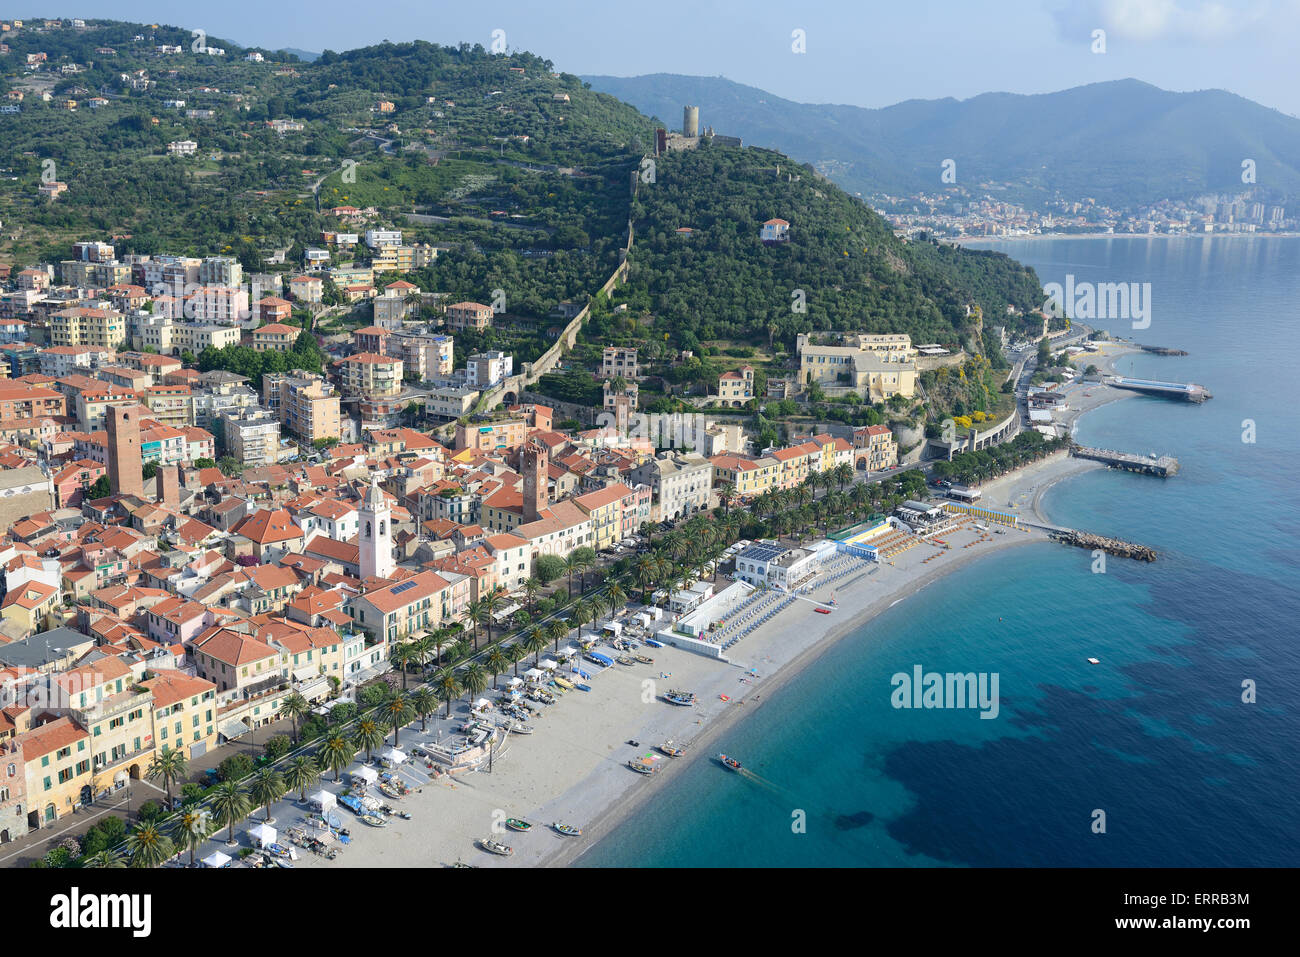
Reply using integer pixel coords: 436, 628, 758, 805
359, 476, 394, 580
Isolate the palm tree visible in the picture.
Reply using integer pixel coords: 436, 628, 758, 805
485, 646, 508, 689
390, 642, 414, 689
277, 691, 311, 743
464, 599, 484, 649
174, 804, 212, 867
480, 590, 502, 646
633, 555, 657, 604
546, 619, 568, 653
411, 686, 438, 731
410, 635, 435, 676
522, 577, 542, 613
283, 753, 319, 802
525, 626, 550, 667
435, 667, 462, 717
355, 718, 385, 762
210, 780, 251, 844
382, 690, 415, 746
459, 662, 489, 708
126, 821, 175, 868
562, 554, 579, 597
318, 733, 355, 782
506, 641, 528, 677
717, 482, 736, 515
447, 638, 471, 665
570, 599, 591, 641
605, 581, 627, 612
145, 745, 187, 810
81, 848, 127, 868
249, 767, 285, 823
835, 461, 854, 490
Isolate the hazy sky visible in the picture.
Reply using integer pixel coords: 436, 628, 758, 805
28, 0, 1300, 115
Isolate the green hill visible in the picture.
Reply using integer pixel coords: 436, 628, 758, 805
584, 74, 1300, 209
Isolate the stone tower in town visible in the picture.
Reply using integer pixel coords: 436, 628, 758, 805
522, 442, 548, 523
107, 405, 144, 499
358, 475, 394, 581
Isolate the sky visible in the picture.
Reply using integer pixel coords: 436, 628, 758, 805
26, 0, 1300, 116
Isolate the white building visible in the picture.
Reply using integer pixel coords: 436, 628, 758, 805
465, 351, 513, 388
733, 541, 818, 590
365, 229, 403, 249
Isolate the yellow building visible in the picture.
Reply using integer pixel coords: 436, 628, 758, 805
574, 483, 630, 551
709, 454, 781, 500
56, 658, 155, 788
797, 332, 918, 400
49, 307, 127, 349
140, 670, 219, 761
1, 580, 61, 636
19, 717, 94, 828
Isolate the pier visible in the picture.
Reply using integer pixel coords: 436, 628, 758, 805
1110, 376, 1211, 402
1137, 345, 1189, 356
1071, 446, 1180, 477
1048, 529, 1157, 562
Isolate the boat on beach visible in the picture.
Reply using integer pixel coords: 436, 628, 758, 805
663, 690, 696, 706
505, 723, 535, 734
633, 654, 654, 664
552, 823, 583, 837
479, 839, 514, 856
627, 757, 659, 775
554, 676, 574, 690
615, 655, 635, 666
657, 741, 684, 757
505, 818, 532, 832
718, 753, 742, 772
359, 813, 388, 827
645, 638, 664, 648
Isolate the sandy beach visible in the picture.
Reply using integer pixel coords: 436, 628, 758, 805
284, 347, 1148, 870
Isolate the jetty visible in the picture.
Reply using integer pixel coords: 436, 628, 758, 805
1048, 529, 1157, 562
1071, 446, 1179, 477
1138, 345, 1188, 356
1110, 376, 1211, 402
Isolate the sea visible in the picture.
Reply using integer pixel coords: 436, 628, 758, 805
580, 236, 1300, 867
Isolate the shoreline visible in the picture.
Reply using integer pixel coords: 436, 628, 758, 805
953, 232, 1299, 245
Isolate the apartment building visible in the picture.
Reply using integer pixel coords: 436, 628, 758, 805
251, 322, 299, 352
465, 351, 513, 389
348, 569, 470, 644
629, 451, 713, 522
219, 409, 282, 467
337, 353, 402, 397
445, 301, 494, 331
262, 372, 340, 443
49, 307, 127, 349
601, 346, 638, 379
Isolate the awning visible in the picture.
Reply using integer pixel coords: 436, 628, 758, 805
539, 658, 558, 670
353, 765, 378, 784
297, 677, 331, 701
202, 850, 232, 868
248, 822, 276, 846
220, 719, 250, 741
523, 668, 544, 680
309, 790, 336, 811
505, 676, 522, 688
558, 646, 577, 657
381, 747, 406, 765
292, 666, 317, 682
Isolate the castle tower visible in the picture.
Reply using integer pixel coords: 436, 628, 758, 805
683, 105, 699, 138
523, 442, 548, 523
358, 475, 394, 581
107, 405, 144, 499
156, 463, 179, 507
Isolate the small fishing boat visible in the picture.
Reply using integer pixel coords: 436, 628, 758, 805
479, 839, 514, 857
506, 723, 535, 734
1087, 657, 1101, 665
633, 654, 654, 665
378, 782, 402, 799
663, 690, 696, 706
337, 794, 365, 815
451, 861, 477, 869
575, 683, 591, 692
719, 753, 742, 772
272, 855, 294, 868
397, 811, 412, 820
627, 757, 659, 775
505, 818, 533, 832
815, 607, 831, 615
554, 676, 574, 690
615, 655, 636, 666
359, 813, 388, 827
552, 823, 583, 837
645, 638, 664, 648
657, 742, 685, 757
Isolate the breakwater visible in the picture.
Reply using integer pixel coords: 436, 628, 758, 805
1048, 529, 1157, 562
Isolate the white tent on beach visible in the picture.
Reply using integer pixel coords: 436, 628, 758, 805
248, 822, 276, 847
202, 850, 232, 868
353, 765, 378, 784
309, 790, 336, 811
473, 697, 491, 712
523, 667, 545, 681
558, 646, 577, 659
505, 676, 523, 689
539, 658, 558, 671
382, 747, 406, 765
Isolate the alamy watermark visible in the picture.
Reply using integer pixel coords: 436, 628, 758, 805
593, 411, 711, 452
890, 664, 1000, 719
1042, 274, 1151, 329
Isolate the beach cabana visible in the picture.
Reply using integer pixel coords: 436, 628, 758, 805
248, 822, 276, 847
309, 789, 336, 811
523, 667, 545, 682
382, 747, 406, 765
353, 765, 378, 785
539, 658, 558, 671
505, 676, 523, 689
472, 697, 491, 713
558, 646, 577, 659
202, 850, 232, 868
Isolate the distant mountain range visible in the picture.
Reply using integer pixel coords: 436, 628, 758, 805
582, 75, 1300, 208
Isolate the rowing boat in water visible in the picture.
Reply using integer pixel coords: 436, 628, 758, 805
718, 753, 742, 772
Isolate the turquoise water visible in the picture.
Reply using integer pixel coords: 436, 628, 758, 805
581, 237, 1300, 867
